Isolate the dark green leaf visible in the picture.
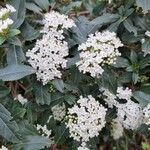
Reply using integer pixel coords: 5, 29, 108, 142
0, 104, 19, 143
33, 82, 52, 105
34, 0, 50, 11
112, 57, 130, 68
0, 64, 35, 81
14, 136, 52, 150
0, 85, 10, 98
142, 38, 150, 56
123, 19, 137, 36
133, 91, 150, 106
9, 0, 26, 28
26, 2, 42, 14
7, 45, 26, 65
52, 79, 64, 93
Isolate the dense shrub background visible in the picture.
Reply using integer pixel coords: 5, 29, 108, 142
0, 0, 150, 149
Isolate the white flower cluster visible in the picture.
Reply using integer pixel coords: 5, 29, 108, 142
0, 146, 8, 150
51, 103, 66, 121
102, 86, 143, 136
36, 124, 52, 138
14, 94, 28, 105
111, 119, 124, 140
76, 31, 123, 77
66, 95, 107, 149
117, 100, 143, 130
143, 104, 150, 130
0, 4, 16, 34
26, 11, 75, 85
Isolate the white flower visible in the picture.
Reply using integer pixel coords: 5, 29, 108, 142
0, 4, 15, 34
145, 31, 150, 37
116, 87, 132, 100
51, 103, 66, 121
78, 146, 90, 150
14, 94, 28, 105
6, 4, 16, 13
102, 88, 118, 108
0, 8, 9, 19
26, 11, 75, 85
143, 104, 150, 130
66, 95, 107, 149
0, 146, 8, 150
36, 124, 52, 138
117, 100, 143, 130
76, 31, 123, 77
111, 119, 124, 140
42, 10, 75, 32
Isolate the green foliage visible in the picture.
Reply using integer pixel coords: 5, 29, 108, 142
0, 0, 150, 149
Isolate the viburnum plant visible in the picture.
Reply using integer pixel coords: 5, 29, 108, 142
0, 0, 150, 150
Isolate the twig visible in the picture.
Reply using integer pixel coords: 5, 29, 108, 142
69, 10, 90, 17
17, 81, 26, 91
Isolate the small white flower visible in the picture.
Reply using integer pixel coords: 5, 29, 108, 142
116, 87, 132, 100
102, 88, 118, 108
145, 31, 150, 37
15, 94, 28, 105
6, 4, 16, 13
36, 124, 52, 138
0, 146, 8, 150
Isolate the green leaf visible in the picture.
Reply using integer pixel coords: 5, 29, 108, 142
0, 104, 19, 143
34, 0, 50, 11
0, 36, 6, 45
17, 120, 38, 136
14, 136, 52, 150
130, 50, 138, 64
33, 82, 52, 105
112, 57, 130, 68
101, 68, 117, 94
72, 16, 90, 44
132, 72, 139, 84
90, 13, 119, 33
108, 19, 122, 32
142, 38, 150, 56
52, 79, 64, 93
0, 85, 10, 98
133, 91, 150, 106
60, 1, 82, 14
123, 19, 137, 36
9, 29, 20, 37
7, 45, 26, 65
26, 2, 42, 14
0, 64, 35, 81
139, 55, 150, 69
7, 37, 22, 46
9, 0, 26, 28
136, 0, 150, 13
66, 54, 80, 69
54, 124, 69, 145
20, 21, 40, 41
11, 103, 26, 119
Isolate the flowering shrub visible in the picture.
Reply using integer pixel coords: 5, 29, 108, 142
0, 0, 150, 150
